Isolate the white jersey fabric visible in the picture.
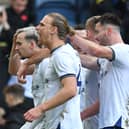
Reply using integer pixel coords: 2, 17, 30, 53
83, 69, 99, 129
44, 44, 83, 129
20, 58, 50, 129
80, 67, 87, 112
21, 44, 83, 129
98, 43, 129, 129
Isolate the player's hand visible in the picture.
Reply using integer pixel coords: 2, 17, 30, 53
24, 105, 43, 122
17, 62, 28, 84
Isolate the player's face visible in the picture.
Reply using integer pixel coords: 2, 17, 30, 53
36, 15, 53, 47
5, 93, 15, 107
12, 0, 27, 14
95, 22, 109, 46
15, 32, 33, 58
86, 29, 96, 41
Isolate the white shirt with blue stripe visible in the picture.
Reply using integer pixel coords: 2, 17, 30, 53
42, 44, 83, 129
98, 43, 129, 129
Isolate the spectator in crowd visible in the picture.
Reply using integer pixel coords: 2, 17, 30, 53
0, 107, 6, 129
6, 0, 35, 34
6, 0, 36, 109
70, 13, 129, 129
0, 84, 28, 129
8, 75, 32, 98
0, 5, 12, 109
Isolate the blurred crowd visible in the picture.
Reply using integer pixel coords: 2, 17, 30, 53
0, 0, 129, 129
0, 0, 35, 129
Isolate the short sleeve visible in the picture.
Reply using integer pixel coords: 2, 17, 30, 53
52, 53, 77, 79
110, 44, 129, 66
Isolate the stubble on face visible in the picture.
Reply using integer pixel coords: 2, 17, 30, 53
95, 23, 108, 46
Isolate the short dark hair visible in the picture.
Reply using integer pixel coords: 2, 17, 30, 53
98, 13, 121, 27
3, 84, 25, 98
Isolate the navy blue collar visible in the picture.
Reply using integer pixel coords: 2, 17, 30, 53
51, 44, 64, 54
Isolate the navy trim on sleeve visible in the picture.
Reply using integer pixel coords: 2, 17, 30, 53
97, 58, 100, 68
60, 74, 76, 80
108, 47, 115, 61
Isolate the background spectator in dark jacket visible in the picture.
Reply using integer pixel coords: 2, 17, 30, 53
0, 84, 32, 129
6, 0, 35, 34
0, 6, 12, 109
